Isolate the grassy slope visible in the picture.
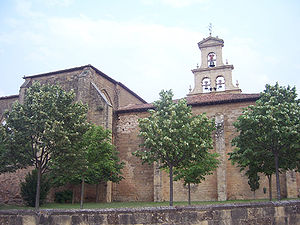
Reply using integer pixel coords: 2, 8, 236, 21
0, 199, 273, 210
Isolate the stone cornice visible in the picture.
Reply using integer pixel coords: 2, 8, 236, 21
198, 36, 224, 49
192, 65, 234, 73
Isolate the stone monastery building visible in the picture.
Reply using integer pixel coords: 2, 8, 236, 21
0, 35, 299, 204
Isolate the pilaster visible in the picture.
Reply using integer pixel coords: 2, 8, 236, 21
215, 114, 227, 201
286, 170, 298, 198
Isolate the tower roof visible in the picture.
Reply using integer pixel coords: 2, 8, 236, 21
198, 36, 224, 49
117, 93, 260, 113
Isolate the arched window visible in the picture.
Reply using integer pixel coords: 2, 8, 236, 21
101, 89, 113, 106
202, 78, 211, 93
207, 52, 216, 67
216, 76, 225, 91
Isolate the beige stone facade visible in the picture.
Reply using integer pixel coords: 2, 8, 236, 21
0, 35, 299, 205
0, 65, 146, 205
189, 36, 240, 95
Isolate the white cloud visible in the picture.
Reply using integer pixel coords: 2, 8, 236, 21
221, 37, 269, 94
142, 0, 207, 7
161, 0, 207, 7
43, 16, 202, 101
2, 2, 281, 101
15, 0, 44, 18
41, 0, 73, 7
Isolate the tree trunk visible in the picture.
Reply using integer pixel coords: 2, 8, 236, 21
267, 174, 272, 201
35, 166, 41, 210
96, 183, 100, 203
80, 176, 85, 209
274, 152, 281, 200
188, 183, 191, 205
253, 191, 256, 199
169, 166, 173, 206
72, 186, 75, 204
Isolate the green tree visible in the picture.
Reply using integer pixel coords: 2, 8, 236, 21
133, 90, 216, 206
2, 82, 89, 210
245, 168, 260, 199
230, 83, 300, 200
0, 125, 10, 173
174, 152, 218, 205
49, 125, 124, 209
20, 169, 50, 207
229, 143, 275, 200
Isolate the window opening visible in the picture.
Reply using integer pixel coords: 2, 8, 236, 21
202, 78, 211, 93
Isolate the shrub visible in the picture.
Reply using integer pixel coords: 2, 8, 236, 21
54, 190, 73, 203
20, 170, 50, 207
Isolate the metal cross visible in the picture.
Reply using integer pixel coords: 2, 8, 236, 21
208, 23, 212, 36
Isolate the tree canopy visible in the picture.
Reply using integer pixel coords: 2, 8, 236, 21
133, 90, 217, 206
173, 151, 218, 205
0, 82, 89, 209
229, 83, 300, 200
49, 124, 124, 208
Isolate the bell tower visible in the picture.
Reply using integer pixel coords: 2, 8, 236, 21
188, 35, 241, 95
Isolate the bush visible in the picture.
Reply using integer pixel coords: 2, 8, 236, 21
54, 190, 73, 203
20, 170, 50, 207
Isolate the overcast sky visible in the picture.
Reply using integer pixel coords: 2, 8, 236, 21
0, 0, 299, 102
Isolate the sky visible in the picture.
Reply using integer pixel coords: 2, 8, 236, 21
0, 0, 299, 103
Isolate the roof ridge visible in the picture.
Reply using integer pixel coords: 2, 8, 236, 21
0, 94, 19, 100
22, 64, 147, 104
117, 93, 260, 114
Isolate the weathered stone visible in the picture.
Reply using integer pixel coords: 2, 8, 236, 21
0, 201, 300, 225
1, 34, 300, 205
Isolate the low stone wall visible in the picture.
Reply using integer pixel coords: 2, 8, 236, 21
0, 200, 300, 225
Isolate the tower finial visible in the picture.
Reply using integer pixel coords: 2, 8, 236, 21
208, 23, 212, 36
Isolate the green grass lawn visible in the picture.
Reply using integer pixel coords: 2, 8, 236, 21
0, 198, 277, 210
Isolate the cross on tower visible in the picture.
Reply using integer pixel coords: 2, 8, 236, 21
208, 23, 212, 36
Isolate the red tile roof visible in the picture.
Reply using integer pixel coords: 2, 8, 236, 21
117, 92, 260, 113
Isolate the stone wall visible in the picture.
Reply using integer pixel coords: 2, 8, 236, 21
0, 65, 146, 206
0, 168, 33, 205
115, 100, 297, 203
0, 95, 19, 121
113, 112, 154, 202
1, 200, 300, 225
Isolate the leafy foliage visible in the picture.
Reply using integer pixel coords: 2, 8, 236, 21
173, 152, 218, 185
229, 83, 300, 200
49, 125, 124, 208
174, 151, 218, 205
20, 170, 50, 207
1, 82, 89, 209
54, 190, 73, 203
133, 90, 217, 206
81, 125, 124, 184
246, 168, 260, 193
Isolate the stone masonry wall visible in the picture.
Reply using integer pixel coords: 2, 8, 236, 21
114, 112, 154, 202
0, 66, 146, 205
0, 95, 19, 121
1, 200, 300, 225
116, 100, 293, 203
0, 168, 33, 205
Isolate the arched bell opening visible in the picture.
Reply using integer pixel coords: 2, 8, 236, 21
202, 77, 211, 93
207, 52, 216, 68
216, 76, 225, 91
